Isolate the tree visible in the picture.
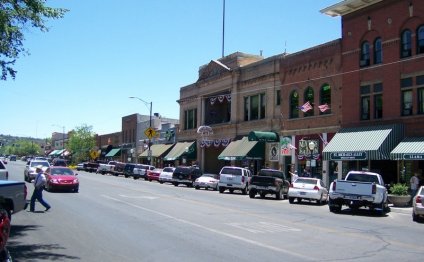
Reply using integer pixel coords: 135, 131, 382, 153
67, 124, 96, 164
0, 0, 68, 80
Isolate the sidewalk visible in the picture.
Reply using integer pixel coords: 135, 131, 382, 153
389, 204, 412, 215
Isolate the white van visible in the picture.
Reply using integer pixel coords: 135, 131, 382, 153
218, 166, 251, 194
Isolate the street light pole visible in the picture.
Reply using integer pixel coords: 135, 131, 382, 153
308, 140, 315, 178
129, 96, 153, 166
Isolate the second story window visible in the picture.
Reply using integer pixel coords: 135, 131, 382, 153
401, 77, 413, 116
360, 85, 370, 120
418, 75, 424, 115
401, 29, 412, 58
373, 83, 383, 119
320, 83, 331, 115
374, 38, 382, 64
276, 89, 281, 106
304, 87, 314, 117
244, 93, 265, 121
289, 91, 299, 119
417, 25, 424, 54
184, 108, 197, 130
360, 41, 370, 67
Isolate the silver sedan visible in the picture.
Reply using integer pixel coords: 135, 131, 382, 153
288, 177, 328, 205
193, 173, 219, 190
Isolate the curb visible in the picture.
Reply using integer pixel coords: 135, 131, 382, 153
389, 205, 412, 215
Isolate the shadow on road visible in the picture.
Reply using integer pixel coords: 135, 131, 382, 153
7, 225, 80, 261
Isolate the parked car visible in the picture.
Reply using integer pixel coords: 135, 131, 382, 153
133, 164, 155, 180
112, 162, 126, 176
412, 185, 424, 222
123, 163, 136, 178
158, 167, 175, 184
0, 157, 7, 165
218, 166, 251, 194
51, 158, 68, 167
193, 173, 219, 190
0, 160, 8, 180
147, 168, 163, 182
9, 155, 16, 161
172, 166, 203, 187
288, 177, 328, 205
44, 166, 79, 192
249, 169, 290, 200
24, 160, 50, 182
76, 162, 85, 171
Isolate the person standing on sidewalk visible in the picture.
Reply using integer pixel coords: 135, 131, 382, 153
410, 172, 420, 198
29, 165, 51, 212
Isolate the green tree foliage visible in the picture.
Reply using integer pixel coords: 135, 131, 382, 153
67, 124, 96, 164
0, 139, 41, 156
0, 0, 68, 80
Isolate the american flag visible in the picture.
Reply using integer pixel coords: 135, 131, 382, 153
288, 143, 297, 150
318, 104, 330, 112
298, 101, 313, 112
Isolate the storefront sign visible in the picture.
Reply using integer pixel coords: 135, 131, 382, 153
330, 152, 367, 160
269, 143, 279, 162
403, 154, 424, 160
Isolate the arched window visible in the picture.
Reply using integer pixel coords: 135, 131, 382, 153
319, 84, 331, 115
303, 87, 314, 117
374, 38, 382, 64
417, 25, 424, 54
360, 41, 370, 67
290, 91, 299, 119
401, 29, 412, 58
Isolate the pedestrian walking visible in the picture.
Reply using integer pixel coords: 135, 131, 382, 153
289, 170, 298, 183
29, 165, 51, 212
410, 172, 420, 198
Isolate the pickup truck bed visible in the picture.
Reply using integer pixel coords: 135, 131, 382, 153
0, 180, 27, 218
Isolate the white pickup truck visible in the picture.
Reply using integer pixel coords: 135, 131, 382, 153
0, 180, 27, 219
328, 171, 389, 215
97, 161, 118, 175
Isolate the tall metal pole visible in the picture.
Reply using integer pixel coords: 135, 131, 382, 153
222, 0, 225, 58
148, 102, 153, 166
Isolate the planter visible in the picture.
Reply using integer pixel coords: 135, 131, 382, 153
388, 194, 411, 207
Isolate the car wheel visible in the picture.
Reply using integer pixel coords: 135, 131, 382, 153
289, 197, 295, 204
249, 191, 256, 198
241, 186, 248, 195
74, 188, 79, 193
195, 186, 200, 190
229, 189, 234, 194
173, 183, 178, 187
260, 193, 266, 198
297, 198, 302, 203
317, 194, 323, 205
413, 211, 418, 222
219, 187, 225, 193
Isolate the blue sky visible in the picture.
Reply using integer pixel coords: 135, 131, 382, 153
1, 0, 341, 139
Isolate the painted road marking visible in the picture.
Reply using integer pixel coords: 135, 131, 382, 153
226, 222, 301, 233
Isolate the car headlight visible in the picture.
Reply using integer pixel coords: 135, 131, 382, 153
73, 179, 79, 183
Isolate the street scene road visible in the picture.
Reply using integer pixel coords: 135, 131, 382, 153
6, 161, 423, 262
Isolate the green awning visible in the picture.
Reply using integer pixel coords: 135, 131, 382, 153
56, 149, 65, 156
390, 137, 424, 160
248, 131, 279, 142
139, 144, 174, 158
322, 124, 404, 161
218, 137, 264, 161
105, 148, 121, 157
163, 141, 196, 161
48, 150, 60, 156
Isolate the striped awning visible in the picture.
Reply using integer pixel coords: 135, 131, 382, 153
163, 141, 196, 161
322, 124, 404, 161
139, 144, 174, 158
105, 148, 120, 157
218, 137, 264, 161
390, 137, 424, 160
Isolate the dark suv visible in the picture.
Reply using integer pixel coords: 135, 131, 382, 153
172, 166, 202, 187
51, 158, 67, 167
248, 169, 290, 200
123, 163, 136, 178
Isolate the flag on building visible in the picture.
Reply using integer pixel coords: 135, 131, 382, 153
318, 104, 330, 112
298, 101, 313, 112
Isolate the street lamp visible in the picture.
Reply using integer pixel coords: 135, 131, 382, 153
308, 140, 315, 177
129, 96, 153, 165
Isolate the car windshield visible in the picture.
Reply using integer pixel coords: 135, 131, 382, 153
31, 161, 49, 167
163, 167, 174, 172
51, 168, 74, 176
221, 168, 242, 176
295, 178, 317, 185
346, 173, 379, 183
258, 170, 285, 179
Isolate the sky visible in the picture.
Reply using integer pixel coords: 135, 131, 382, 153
1, 0, 341, 139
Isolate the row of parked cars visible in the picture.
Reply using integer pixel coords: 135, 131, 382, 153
77, 161, 329, 205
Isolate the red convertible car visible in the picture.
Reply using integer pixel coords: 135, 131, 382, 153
147, 168, 163, 182
44, 167, 79, 192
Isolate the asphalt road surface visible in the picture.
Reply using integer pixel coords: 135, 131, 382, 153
5, 161, 423, 262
